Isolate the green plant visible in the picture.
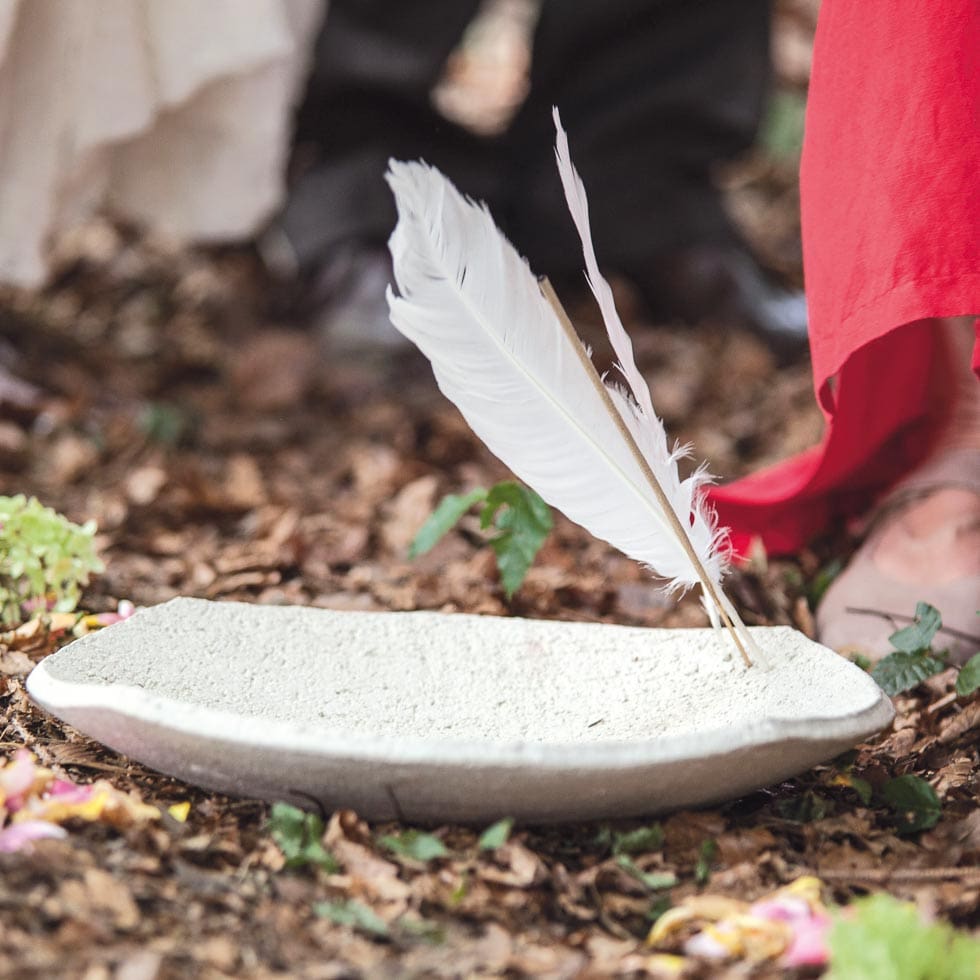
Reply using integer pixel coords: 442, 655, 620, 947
882, 775, 941, 834
954, 651, 980, 697
827, 893, 980, 979
267, 802, 339, 873
409, 481, 552, 598
871, 602, 979, 697
377, 829, 448, 862
694, 839, 718, 885
138, 401, 196, 447
0, 495, 104, 626
477, 817, 514, 852
609, 823, 664, 857
614, 855, 676, 891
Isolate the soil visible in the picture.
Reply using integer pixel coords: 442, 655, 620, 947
1, 5, 978, 976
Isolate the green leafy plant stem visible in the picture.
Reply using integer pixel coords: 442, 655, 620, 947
409, 481, 552, 598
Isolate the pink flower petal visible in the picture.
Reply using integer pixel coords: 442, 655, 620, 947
48, 780, 95, 804
750, 897, 812, 923
781, 914, 831, 967
0, 819, 67, 853
0, 749, 39, 811
91, 600, 137, 627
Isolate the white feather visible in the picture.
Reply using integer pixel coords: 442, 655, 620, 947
551, 107, 654, 418
385, 159, 726, 596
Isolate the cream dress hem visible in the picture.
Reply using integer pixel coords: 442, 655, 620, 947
0, 0, 326, 287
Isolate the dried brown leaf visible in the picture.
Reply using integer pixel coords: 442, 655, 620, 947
938, 701, 980, 744
478, 841, 547, 888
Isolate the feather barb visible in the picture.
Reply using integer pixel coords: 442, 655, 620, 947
539, 278, 754, 668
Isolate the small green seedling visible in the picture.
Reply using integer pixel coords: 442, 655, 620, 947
378, 829, 448, 862
267, 802, 339, 873
0, 495, 103, 626
881, 775, 942, 834
410, 481, 552, 598
614, 855, 676, 891
609, 823, 664, 857
694, 839, 718, 885
477, 817, 514, 851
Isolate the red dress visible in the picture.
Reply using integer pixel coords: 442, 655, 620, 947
710, 0, 980, 557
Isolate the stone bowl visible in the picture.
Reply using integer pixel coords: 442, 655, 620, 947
27, 597, 893, 823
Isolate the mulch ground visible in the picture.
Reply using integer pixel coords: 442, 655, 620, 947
1, 3, 978, 969
0, 210, 977, 980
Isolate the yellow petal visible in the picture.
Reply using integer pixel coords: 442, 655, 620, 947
643, 953, 687, 976
779, 875, 825, 908
167, 801, 191, 823
646, 895, 747, 945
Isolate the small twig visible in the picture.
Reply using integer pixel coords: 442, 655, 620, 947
49, 757, 131, 775
844, 606, 980, 645
385, 783, 407, 823
819, 866, 980, 886
926, 691, 959, 715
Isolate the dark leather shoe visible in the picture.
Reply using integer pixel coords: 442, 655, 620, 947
627, 245, 809, 362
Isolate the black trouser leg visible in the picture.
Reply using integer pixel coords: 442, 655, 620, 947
283, 0, 771, 284
280, 0, 489, 268
505, 0, 771, 280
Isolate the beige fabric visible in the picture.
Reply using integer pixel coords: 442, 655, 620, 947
0, 0, 326, 286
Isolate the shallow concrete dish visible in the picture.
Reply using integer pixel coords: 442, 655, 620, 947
27, 597, 893, 823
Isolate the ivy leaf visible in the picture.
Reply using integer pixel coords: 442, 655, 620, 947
871, 651, 947, 696
887, 601, 942, 654
480, 482, 553, 598
408, 488, 488, 557
477, 817, 514, 851
267, 802, 340, 873
882, 775, 941, 834
379, 829, 449, 862
954, 652, 980, 698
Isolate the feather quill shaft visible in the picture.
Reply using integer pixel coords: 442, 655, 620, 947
385, 149, 759, 667
539, 280, 756, 668
548, 109, 762, 666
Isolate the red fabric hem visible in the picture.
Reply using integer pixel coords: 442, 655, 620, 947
811, 273, 980, 405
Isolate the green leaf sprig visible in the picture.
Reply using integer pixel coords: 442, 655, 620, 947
409, 481, 552, 598
871, 602, 980, 697
881, 775, 941, 834
378, 829, 449, 862
267, 802, 340, 873
0, 495, 103, 626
